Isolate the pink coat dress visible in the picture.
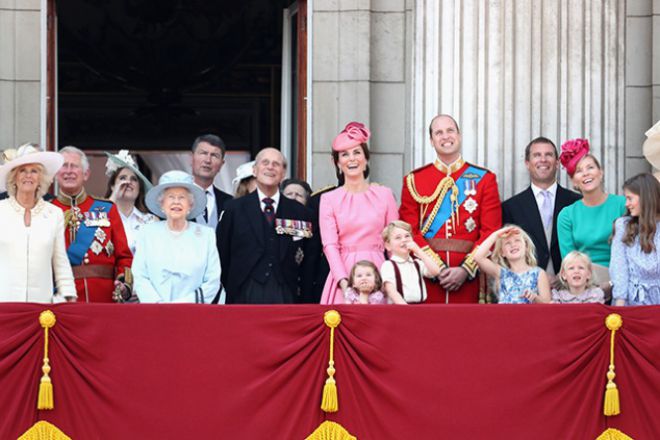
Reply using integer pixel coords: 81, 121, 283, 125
319, 185, 399, 304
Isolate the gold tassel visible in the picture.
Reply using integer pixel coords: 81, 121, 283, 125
38, 310, 57, 410
18, 421, 72, 440
305, 421, 356, 440
603, 313, 622, 416
321, 310, 341, 413
595, 428, 633, 440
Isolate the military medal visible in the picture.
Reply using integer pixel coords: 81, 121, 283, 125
105, 240, 115, 256
274, 218, 313, 238
94, 228, 107, 243
465, 217, 476, 232
295, 248, 304, 265
464, 179, 477, 196
98, 211, 110, 227
464, 197, 478, 214
90, 240, 104, 255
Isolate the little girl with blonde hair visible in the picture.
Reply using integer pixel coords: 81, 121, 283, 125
474, 225, 551, 304
552, 251, 604, 303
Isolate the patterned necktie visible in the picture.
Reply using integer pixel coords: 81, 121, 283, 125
263, 197, 275, 224
540, 190, 553, 229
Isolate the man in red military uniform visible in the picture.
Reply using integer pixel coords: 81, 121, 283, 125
400, 115, 502, 303
52, 146, 133, 303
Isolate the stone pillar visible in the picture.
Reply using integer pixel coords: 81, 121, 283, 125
411, 0, 628, 198
0, 0, 42, 148
625, 0, 654, 177
311, 0, 409, 195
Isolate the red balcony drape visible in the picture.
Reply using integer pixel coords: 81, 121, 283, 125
1, 304, 658, 439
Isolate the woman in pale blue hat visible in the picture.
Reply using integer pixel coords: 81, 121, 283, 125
132, 170, 220, 303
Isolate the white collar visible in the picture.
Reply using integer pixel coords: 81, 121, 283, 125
531, 181, 557, 198
389, 254, 414, 263
257, 188, 280, 205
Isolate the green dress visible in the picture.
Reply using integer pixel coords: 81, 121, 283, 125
556, 194, 626, 267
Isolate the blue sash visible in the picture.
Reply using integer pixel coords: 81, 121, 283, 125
67, 200, 112, 265
423, 166, 486, 239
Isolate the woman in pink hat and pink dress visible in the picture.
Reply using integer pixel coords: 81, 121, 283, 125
319, 122, 399, 304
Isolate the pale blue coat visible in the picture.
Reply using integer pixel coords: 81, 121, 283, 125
133, 221, 220, 303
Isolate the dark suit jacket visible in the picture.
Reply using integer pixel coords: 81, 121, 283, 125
206, 186, 232, 227
217, 191, 313, 303
302, 185, 337, 303
501, 184, 581, 273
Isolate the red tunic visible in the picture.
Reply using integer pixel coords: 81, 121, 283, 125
399, 158, 502, 303
51, 191, 133, 303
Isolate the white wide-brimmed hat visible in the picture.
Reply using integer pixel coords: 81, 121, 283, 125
104, 150, 153, 190
0, 144, 64, 191
643, 120, 660, 170
145, 170, 206, 220
231, 160, 255, 189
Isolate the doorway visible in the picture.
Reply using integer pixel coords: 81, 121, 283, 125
45, 0, 308, 193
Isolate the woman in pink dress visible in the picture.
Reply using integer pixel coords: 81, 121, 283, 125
319, 122, 399, 304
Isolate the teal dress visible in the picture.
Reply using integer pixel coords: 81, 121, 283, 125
557, 194, 626, 267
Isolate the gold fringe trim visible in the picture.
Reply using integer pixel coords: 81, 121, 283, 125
321, 310, 341, 413
595, 428, 633, 440
305, 421, 357, 440
603, 313, 623, 416
422, 246, 446, 271
18, 421, 72, 440
38, 310, 56, 410
461, 252, 479, 279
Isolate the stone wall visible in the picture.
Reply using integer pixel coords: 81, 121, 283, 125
0, 0, 41, 149
310, 0, 410, 197
312, 0, 658, 200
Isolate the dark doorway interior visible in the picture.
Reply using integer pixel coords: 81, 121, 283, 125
57, 0, 292, 155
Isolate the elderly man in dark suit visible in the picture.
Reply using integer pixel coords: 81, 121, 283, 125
501, 137, 581, 281
218, 148, 313, 304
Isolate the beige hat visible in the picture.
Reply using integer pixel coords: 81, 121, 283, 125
0, 144, 63, 191
643, 120, 660, 169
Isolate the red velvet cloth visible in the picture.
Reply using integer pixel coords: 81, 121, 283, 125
1, 304, 659, 439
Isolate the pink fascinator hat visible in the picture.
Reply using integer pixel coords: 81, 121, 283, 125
332, 122, 371, 152
559, 138, 590, 177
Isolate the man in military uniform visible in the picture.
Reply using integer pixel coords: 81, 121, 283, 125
52, 146, 133, 302
399, 115, 502, 303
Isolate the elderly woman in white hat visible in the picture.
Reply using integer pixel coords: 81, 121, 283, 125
132, 170, 220, 303
0, 144, 76, 302
232, 160, 256, 198
104, 150, 158, 255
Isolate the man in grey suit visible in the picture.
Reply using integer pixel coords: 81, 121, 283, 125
501, 137, 581, 283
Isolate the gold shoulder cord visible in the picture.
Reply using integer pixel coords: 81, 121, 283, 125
407, 174, 458, 235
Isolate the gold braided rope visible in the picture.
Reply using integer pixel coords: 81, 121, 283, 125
420, 178, 458, 235
405, 173, 448, 204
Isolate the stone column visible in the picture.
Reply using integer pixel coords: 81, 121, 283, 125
625, 0, 654, 177
0, 0, 42, 148
411, 0, 628, 198
311, 0, 409, 195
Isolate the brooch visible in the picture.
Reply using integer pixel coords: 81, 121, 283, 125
465, 217, 476, 233
464, 197, 478, 214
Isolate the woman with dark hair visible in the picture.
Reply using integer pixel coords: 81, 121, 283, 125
611, 173, 660, 305
104, 150, 158, 254
319, 122, 399, 304
281, 178, 312, 205
556, 139, 626, 291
